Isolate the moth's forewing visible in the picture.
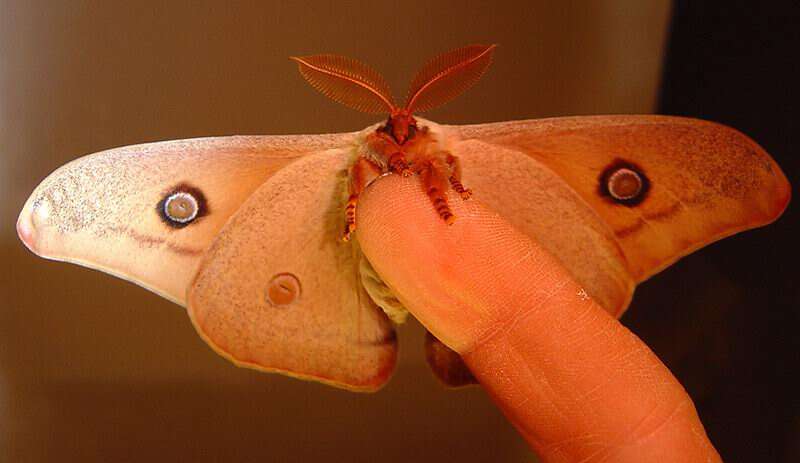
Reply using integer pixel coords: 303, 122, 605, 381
17, 134, 353, 305
456, 116, 790, 285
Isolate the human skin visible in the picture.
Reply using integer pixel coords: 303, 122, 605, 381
356, 174, 721, 462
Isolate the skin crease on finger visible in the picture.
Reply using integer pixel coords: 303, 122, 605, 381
356, 174, 722, 463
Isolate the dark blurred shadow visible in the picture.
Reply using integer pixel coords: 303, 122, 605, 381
624, 2, 799, 461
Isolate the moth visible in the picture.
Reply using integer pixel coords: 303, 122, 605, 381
17, 44, 791, 391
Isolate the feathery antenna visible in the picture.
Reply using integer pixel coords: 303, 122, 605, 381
405, 44, 496, 113
290, 54, 396, 114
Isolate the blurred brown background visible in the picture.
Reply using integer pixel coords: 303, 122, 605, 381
1, 1, 796, 462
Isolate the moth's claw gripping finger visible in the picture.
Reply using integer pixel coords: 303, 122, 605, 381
448, 175, 471, 199
342, 225, 355, 242
388, 153, 411, 177
389, 162, 411, 177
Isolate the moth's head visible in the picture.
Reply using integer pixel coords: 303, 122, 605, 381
386, 109, 417, 145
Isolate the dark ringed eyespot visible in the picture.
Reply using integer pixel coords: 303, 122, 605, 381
607, 168, 643, 201
157, 183, 209, 228
266, 273, 301, 307
598, 160, 650, 206
164, 192, 199, 223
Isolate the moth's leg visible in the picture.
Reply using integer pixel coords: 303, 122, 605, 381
370, 131, 412, 177
343, 156, 382, 242
424, 330, 477, 387
445, 153, 472, 199
420, 160, 456, 225
388, 152, 413, 177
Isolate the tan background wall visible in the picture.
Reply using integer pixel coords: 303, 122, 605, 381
0, 1, 671, 461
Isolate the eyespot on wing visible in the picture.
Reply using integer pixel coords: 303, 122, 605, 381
455, 115, 791, 282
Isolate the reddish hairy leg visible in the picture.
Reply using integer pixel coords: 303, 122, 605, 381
388, 152, 412, 177
445, 153, 472, 199
420, 160, 456, 225
344, 156, 382, 241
